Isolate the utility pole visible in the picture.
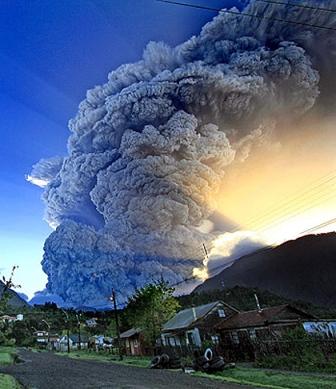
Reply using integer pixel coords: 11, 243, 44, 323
110, 289, 123, 360
76, 313, 81, 351
62, 309, 70, 354
254, 294, 262, 313
41, 319, 51, 349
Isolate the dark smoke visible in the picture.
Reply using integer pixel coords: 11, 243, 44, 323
29, 1, 335, 307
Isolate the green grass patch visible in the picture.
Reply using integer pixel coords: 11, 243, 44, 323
194, 367, 336, 389
0, 347, 16, 366
57, 350, 151, 368
0, 374, 21, 389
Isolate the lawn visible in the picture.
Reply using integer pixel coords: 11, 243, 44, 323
0, 347, 15, 366
195, 366, 336, 389
0, 374, 21, 389
58, 350, 151, 368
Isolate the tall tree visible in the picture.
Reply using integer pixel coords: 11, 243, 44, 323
125, 281, 180, 346
0, 265, 21, 315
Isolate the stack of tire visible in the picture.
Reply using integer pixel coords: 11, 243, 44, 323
150, 353, 181, 369
193, 348, 225, 373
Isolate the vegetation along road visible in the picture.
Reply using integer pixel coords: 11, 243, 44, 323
0, 349, 252, 389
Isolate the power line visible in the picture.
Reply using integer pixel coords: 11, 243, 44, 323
256, 0, 336, 13
218, 170, 336, 236
156, 0, 336, 31
169, 169, 336, 288
256, 190, 335, 233
249, 184, 336, 230
298, 216, 336, 235
170, 213, 336, 289
212, 216, 336, 276
236, 171, 336, 231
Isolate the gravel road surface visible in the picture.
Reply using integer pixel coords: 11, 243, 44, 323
0, 349, 255, 389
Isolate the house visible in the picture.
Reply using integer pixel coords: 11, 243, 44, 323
89, 335, 114, 351
303, 321, 336, 338
47, 334, 60, 350
120, 328, 145, 356
0, 315, 17, 323
216, 304, 317, 344
57, 334, 89, 351
85, 318, 98, 328
161, 301, 239, 348
33, 330, 49, 346
89, 334, 105, 349
0, 314, 24, 323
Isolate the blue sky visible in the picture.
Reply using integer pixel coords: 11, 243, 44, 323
0, 0, 243, 298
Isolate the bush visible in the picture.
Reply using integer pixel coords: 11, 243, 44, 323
256, 327, 336, 373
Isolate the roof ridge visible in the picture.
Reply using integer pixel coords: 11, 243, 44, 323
238, 304, 289, 314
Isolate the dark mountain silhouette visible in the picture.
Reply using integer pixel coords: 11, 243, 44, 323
195, 233, 336, 308
0, 280, 30, 310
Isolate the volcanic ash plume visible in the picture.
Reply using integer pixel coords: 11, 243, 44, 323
29, 0, 336, 307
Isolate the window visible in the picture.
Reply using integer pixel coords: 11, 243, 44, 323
211, 335, 220, 345
248, 329, 257, 340
187, 331, 195, 345
218, 309, 226, 318
231, 331, 239, 344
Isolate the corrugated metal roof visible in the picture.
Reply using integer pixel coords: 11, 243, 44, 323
120, 327, 141, 338
216, 304, 315, 330
163, 301, 222, 331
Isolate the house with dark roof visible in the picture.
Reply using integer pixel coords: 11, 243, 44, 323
161, 301, 239, 348
216, 304, 317, 346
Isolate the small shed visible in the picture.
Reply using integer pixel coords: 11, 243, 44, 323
120, 328, 144, 356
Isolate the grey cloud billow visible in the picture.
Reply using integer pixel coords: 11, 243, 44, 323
29, 0, 335, 307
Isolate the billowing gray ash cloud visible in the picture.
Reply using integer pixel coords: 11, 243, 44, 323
29, 0, 335, 307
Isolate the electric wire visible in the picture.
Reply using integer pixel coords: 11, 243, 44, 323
169, 212, 336, 288
256, 0, 336, 13
156, 0, 336, 31
233, 171, 336, 231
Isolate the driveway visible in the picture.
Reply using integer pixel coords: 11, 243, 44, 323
0, 349, 254, 389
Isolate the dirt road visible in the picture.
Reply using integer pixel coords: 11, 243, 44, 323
0, 349, 254, 389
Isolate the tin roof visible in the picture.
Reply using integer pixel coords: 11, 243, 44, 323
120, 328, 142, 339
163, 301, 237, 331
216, 304, 316, 330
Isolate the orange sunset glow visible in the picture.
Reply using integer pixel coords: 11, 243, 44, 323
216, 115, 336, 245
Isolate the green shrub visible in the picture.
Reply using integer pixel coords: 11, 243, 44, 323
256, 327, 336, 373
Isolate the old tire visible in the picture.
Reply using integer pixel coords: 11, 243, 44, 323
201, 362, 210, 372
196, 356, 208, 366
150, 356, 161, 369
210, 356, 224, 365
160, 353, 170, 367
209, 356, 225, 371
204, 348, 213, 361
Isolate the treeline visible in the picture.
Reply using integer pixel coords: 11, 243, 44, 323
177, 286, 336, 319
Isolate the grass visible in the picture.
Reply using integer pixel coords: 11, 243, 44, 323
57, 350, 151, 368
56, 350, 336, 388
0, 347, 15, 366
0, 348, 21, 389
0, 374, 21, 389
194, 366, 336, 389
